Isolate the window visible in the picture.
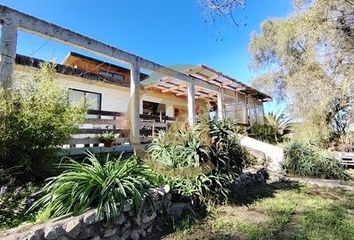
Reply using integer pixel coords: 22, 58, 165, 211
143, 101, 166, 116
68, 88, 101, 110
99, 71, 125, 82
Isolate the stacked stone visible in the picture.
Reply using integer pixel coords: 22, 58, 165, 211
1, 186, 172, 240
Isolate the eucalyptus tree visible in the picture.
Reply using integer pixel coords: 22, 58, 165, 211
247, 0, 354, 142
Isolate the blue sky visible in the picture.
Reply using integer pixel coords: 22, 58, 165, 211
1, 0, 293, 112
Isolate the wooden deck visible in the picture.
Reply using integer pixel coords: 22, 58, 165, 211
60, 109, 174, 155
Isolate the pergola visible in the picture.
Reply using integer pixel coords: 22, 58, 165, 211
144, 64, 271, 122
0, 5, 271, 150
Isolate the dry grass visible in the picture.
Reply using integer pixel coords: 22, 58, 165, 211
159, 181, 354, 240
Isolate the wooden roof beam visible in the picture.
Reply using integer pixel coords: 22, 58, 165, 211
161, 83, 186, 93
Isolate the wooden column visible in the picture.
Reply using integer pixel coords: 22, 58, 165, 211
0, 22, 17, 89
187, 82, 196, 126
244, 96, 248, 124
217, 88, 224, 120
261, 102, 265, 125
130, 62, 140, 146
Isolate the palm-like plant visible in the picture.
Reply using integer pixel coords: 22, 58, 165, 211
31, 151, 157, 221
265, 111, 292, 142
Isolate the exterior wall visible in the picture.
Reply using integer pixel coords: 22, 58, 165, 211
13, 65, 265, 125
14, 65, 187, 118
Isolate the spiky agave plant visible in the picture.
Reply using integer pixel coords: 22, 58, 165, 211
265, 111, 292, 137
30, 151, 158, 221
147, 129, 211, 169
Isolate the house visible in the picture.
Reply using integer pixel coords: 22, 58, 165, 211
1, 4, 271, 152
13, 52, 271, 150
15, 52, 270, 121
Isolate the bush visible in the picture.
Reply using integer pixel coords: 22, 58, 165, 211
0, 183, 39, 229
248, 124, 280, 144
284, 142, 350, 180
209, 119, 251, 174
0, 63, 86, 180
147, 130, 210, 169
147, 118, 252, 205
31, 151, 158, 221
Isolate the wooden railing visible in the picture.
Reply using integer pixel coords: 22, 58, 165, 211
67, 109, 175, 148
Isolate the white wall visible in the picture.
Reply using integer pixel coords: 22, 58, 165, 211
14, 65, 187, 117
14, 65, 265, 123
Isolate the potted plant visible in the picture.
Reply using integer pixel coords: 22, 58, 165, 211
99, 131, 115, 147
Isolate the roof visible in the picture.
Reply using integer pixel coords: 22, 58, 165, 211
145, 64, 272, 102
15, 54, 146, 87
63, 52, 148, 80
15, 53, 271, 102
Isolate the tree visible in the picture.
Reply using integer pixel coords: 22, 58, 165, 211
248, 0, 354, 143
199, 0, 247, 27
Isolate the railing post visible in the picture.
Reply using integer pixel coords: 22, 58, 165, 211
130, 61, 140, 148
187, 82, 196, 126
0, 18, 18, 89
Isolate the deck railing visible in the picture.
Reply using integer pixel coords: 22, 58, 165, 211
67, 109, 175, 148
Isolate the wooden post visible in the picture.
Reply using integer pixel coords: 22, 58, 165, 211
235, 92, 239, 121
261, 102, 265, 125
0, 21, 17, 89
187, 82, 196, 126
244, 96, 248, 124
217, 88, 224, 120
130, 62, 140, 147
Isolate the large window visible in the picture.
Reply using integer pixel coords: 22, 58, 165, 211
143, 101, 166, 117
68, 88, 101, 110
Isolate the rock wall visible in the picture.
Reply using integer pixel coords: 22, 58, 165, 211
0, 187, 171, 240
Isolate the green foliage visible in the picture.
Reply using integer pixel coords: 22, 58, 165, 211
148, 118, 252, 206
248, 124, 280, 144
284, 141, 350, 180
249, 0, 354, 144
99, 131, 115, 146
248, 111, 292, 144
0, 183, 39, 230
99, 131, 115, 142
31, 151, 158, 222
209, 119, 250, 175
0, 63, 86, 180
147, 129, 210, 168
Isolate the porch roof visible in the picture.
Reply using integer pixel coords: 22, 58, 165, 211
144, 64, 272, 102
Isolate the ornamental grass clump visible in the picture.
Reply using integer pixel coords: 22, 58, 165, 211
31, 151, 158, 222
284, 141, 350, 180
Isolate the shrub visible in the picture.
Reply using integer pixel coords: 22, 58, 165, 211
0, 183, 39, 229
147, 130, 210, 168
99, 131, 116, 146
248, 124, 280, 144
283, 142, 350, 180
148, 118, 252, 205
248, 112, 292, 144
209, 119, 251, 174
31, 151, 158, 221
0, 63, 86, 180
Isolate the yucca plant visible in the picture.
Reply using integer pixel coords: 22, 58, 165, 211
30, 151, 158, 221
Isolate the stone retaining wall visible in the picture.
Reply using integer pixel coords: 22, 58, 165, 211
0, 170, 270, 240
0, 187, 171, 240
